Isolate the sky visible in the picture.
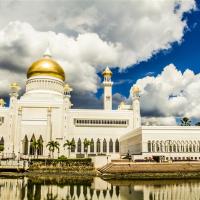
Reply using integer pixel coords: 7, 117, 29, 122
0, 0, 199, 125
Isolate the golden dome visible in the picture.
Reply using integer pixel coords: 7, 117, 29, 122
27, 55, 65, 81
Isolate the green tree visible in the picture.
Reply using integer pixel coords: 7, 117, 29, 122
180, 117, 191, 126
195, 122, 200, 126
32, 139, 43, 159
46, 141, 60, 158
84, 139, 91, 157
63, 139, 76, 158
0, 144, 4, 152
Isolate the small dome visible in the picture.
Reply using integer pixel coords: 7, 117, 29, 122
132, 85, 140, 94
102, 67, 112, 77
27, 54, 65, 81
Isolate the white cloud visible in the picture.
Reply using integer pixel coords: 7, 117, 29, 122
0, 22, 120, 94
142, 117, 177, 126
0, 0, 196, 100
130, 64, 200, 124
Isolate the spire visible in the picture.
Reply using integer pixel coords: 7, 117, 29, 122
43, 47, 52, 58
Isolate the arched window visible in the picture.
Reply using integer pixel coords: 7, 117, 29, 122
160, 142, 162, 152
147, 141, 151, 152
193, 144, 196, 152
169, 145, 173, 152
164, 141, 168, 152
115, 139, 119, 153
173, 144, 176, 152
156, 142, 160, 152
71, 138, 75, 152
90, 139, 94, 153
109, 139, 113, 153
189, 144, 192, 152
96, 139, 101, 153
103, 139, 107, 153
84, 138, 90, 153
77, 138, 81, 153
152, 142, 155, 152
22, 135, 28, 155
0, 137, 4, 152
29, 134, 36, 155
37, 135, 43, 155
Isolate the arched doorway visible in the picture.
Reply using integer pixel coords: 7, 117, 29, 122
29, 134, 36, 155
37, 135, 43, 156
22, 135, 28, 155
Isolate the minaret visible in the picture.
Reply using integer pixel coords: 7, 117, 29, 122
102, 67, 113, 110
9, 82, 21, 156
132, 85, 141, 129
64, 84, 73, 109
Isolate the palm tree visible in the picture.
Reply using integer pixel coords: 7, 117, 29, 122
180, 117, 191, 126
32, 139, 43, 159
63, 139, 76, 158
195, 122, 200, 126
84, 139, 91, 157
46, 141, 60, 158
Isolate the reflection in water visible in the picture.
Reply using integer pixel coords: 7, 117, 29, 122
0, 177, 200, 200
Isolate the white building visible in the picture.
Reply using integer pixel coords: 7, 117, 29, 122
0, 50, 140, 160
0, 49, 200, 162
120, 126, 200, 161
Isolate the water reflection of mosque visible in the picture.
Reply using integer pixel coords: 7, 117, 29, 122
0, 177, 200, 200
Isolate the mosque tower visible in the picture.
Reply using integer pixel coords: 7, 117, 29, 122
102, 67, 113, 110
132, 85, 141, 129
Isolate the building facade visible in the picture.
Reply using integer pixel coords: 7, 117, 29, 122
0, 50, 140, 159
120, 126, 200, 161
1, 49, 200, 162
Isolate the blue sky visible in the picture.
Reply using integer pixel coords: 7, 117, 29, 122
108, 3, 200, 99
0, 0, 199, 125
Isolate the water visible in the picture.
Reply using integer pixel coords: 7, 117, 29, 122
0, 177, 200, 200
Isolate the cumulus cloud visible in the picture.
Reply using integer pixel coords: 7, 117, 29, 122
131, 64, 200, 124
0, 0, 196, 106
0, 21, 119, 94
142, 117, 177, 126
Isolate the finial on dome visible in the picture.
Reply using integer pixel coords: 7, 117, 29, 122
43, 47, 52, 58
102, 66, 112, 77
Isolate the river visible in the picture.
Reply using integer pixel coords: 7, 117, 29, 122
0, 177, 199, 200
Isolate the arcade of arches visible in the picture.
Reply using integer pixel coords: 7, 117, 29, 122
21, 136, 119, 156
148, 140, 200, 153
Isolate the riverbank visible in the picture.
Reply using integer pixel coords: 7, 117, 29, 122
99, 162, 200, 180
2, 162, 200, 180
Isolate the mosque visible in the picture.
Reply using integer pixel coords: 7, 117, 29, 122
0, 49, 200, 162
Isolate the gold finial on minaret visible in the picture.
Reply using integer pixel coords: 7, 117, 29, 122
0, 99, 6, 107
64, 84, 73, 93
10, 82, 21, 91
102, 67, 112, 77
10, 82, 21, 98
132, 85, 140, 95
